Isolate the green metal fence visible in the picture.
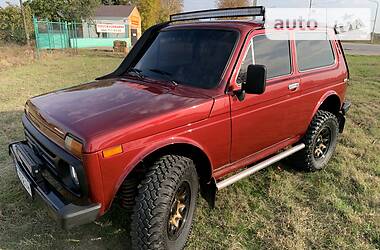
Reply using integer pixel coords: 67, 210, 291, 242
33, 17, 132, 51
34, 17, 73, 50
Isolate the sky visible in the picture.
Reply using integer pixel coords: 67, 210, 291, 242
1, 0, 379, 31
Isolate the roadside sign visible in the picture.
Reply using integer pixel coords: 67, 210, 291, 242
96, 24, 125, 34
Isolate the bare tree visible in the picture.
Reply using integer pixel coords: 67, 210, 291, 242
217, 0, 250, 9
159, 0, 183, 22
19, 0, 30, 46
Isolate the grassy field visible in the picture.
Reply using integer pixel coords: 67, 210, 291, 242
0, 51, 379, 249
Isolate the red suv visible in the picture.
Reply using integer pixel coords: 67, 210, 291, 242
9, 7, 350, 250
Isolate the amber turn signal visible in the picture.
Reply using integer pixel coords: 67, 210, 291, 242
65, 135, 83, 158
102, 145, 123, 158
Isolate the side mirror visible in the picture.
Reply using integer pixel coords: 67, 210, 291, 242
243, 64, 267, 95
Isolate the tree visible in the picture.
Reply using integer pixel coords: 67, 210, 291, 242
100, 0, 183, 30
19, 0, 31, 46
158, 0, 183, 22
129, 0, 183, 29
217, 0, 250, 9
0, 3, 33, 44
26, 0, 101, 21
101, 0, 121, 4
129, 0, 160, 31
103, 0, 184, 30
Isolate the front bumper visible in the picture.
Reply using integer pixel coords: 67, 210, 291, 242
9, 141, 101, 229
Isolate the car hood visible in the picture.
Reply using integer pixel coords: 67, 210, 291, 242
28, 78, 214, 152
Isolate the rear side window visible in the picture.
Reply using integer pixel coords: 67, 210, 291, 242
237, 35, 291, 85
295, 37, 335, 71
253, 36, 292, 79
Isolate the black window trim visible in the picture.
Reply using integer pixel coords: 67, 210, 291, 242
235, 39, 253, 87
295, 34, 337, 73
235, 33, 294, 86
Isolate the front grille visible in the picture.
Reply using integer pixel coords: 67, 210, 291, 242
27, 111, 65, 145
23, 117, 85, 198
25, 128, 58, 174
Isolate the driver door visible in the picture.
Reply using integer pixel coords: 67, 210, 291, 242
230, 33, 301, 162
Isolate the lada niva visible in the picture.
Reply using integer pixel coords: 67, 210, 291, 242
9, 7, 351, 250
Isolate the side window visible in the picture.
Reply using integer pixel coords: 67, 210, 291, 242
295, 36, 335, 71
237, 42, 253, 86
253, 36, 292, 79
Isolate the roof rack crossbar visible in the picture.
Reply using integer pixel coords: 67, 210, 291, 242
170, 6, 265, 22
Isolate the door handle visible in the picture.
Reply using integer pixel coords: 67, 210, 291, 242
288, 82, 300, 91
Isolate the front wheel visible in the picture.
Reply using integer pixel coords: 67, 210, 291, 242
131, 155, 199, 250
291, 110, 339, 171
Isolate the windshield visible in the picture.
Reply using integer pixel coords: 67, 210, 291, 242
132, 29, 238, 89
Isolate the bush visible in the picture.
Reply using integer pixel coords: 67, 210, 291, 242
0, 4, 33, 44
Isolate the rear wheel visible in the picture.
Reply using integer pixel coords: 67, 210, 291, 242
291, 110, 339, 171
131, 155, 198, 250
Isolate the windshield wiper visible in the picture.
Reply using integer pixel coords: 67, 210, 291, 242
149, 68, 179, 87
127, 68, 145, 79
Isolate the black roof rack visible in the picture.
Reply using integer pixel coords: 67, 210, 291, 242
170, 6, 265, 22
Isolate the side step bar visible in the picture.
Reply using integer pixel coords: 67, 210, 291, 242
216, 143, 306, 190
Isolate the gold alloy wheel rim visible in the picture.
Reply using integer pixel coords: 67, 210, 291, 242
169, 198, 186, 228
314, 127, 331, 160
168, 182, 190, 239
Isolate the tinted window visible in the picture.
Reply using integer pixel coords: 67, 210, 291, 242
295, 37, 335, 71
253, 36, 291, 79
133, 29, 238, 89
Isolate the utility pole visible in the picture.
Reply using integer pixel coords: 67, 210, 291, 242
252, 0, 257, 20
369, 0, 379, 44
19, 0, 30, 46
309, 0, 313, 8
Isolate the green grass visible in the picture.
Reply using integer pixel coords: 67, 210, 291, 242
0, 52, 379, 249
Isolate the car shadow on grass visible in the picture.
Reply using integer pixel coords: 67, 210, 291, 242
1, 165, 134, 249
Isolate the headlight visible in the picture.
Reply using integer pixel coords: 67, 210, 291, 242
69, 165, 80, 186
65, 135, 83, 158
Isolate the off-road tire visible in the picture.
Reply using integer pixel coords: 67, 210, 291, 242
131, 155, 199, 250
291, 110, 339, 171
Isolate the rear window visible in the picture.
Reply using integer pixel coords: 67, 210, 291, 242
295, 35, 335, 71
